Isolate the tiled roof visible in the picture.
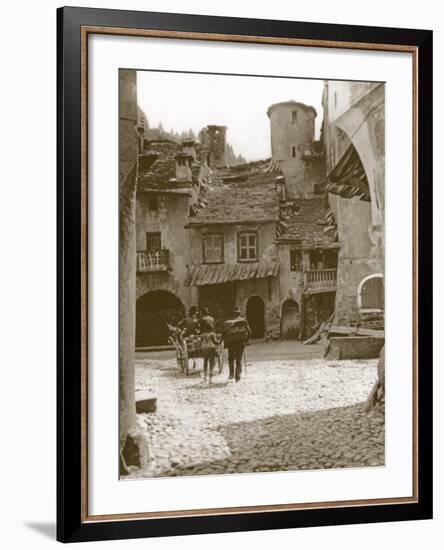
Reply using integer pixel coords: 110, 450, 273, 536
138, 139, 200, 192
184, 258, 280, 287
186, 161, 280, 226
276, 198, 339, 248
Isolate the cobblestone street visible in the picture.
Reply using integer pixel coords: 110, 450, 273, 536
130, 342, 385, 479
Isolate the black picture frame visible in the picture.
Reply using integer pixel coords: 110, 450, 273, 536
57, 6, 433, 543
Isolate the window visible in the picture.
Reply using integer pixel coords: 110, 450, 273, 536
238, 232, 258, 262
291, 110, 298, 123
290, 250, 302, 271
203, 234, 224, 263
291, 145, 296, 158
148, 196, 158, 211
146, 232, 161, 251
358, 275, 384, 310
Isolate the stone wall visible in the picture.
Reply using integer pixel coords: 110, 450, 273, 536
267, 101, 317, 198
323, 82, 385, 327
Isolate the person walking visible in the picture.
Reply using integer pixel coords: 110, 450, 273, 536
223, 306, 251, 382
199, 327, 220, 385
200, 307, 215, 333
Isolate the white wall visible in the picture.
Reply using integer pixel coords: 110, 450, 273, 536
0, 1, 441, 549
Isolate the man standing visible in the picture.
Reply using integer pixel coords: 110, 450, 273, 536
223, 306, 251, 382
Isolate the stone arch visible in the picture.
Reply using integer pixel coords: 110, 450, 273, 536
135, 290, 185, 347
357, 273, 384, 311
281, 299, 300, 339
331, 86, 384, 226
246, 295, 265, 339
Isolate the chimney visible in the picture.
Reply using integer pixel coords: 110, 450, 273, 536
181, 139, 197, 161
175, 153, 193, 183
275, 175, 286, 201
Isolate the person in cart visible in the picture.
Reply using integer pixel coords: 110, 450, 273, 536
178, 306, 200, 337
222, 306, 251, 382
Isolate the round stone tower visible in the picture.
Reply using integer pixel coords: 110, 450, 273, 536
267, 101, 317, 198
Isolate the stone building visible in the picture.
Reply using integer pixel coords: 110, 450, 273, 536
134, 92, 374, 347
134, 131, 211, 347
266, 101, 338, 339
275, 198, 339, 339
322, 81, 385, 327
184, 161, 282, 339
267, 101, 323, 199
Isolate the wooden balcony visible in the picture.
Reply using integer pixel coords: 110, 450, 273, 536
304, 268, 337, 294
136, 250, 169, 273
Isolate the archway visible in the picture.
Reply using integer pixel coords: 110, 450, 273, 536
358, 274, 384, 311
136, 290, 185, 347
281, 299, 300, 339
246, 296, 265, 339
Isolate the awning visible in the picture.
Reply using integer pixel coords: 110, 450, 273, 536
325, 144, 370, 201
184, 259, 280, 287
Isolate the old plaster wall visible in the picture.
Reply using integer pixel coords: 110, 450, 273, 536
323, 82, 385, 325
135, 192, 192, 311
268, 102, 316, 198
188, 222, 281, 337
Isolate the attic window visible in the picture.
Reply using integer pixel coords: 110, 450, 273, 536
291, 110, 298, 123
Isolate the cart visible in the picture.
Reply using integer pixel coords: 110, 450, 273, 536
168, 326, 224, 376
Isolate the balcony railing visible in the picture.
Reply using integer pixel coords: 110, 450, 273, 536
137, 250, 169, 273
304, 268, 337, 293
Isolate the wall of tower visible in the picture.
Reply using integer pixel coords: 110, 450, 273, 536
268, 102, 317, 198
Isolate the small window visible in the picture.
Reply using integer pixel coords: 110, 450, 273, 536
148, 196, 158, 211
291, 110, 298, 124
238, 232, 258, 262
290, 250, 302, 271
291, 145, 296, 158
146, 232, 161, 251
359, 275, 384, 310
203, 234, 224, 263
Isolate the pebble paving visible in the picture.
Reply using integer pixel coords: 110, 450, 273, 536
129, 356, 385, 478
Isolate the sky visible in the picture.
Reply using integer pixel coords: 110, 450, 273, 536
137, 71, 324, 162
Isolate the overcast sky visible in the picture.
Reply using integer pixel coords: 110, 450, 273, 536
137, 71, 324, 162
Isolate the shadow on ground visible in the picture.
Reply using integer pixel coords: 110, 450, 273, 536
158, 402, 385, 477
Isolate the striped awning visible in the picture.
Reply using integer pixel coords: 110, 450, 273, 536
184, 259, 280, 287
325, 144, 370, 201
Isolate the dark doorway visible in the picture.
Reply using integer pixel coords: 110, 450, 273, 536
198, 283, 235, 333
281, 299, 300, 339
136, 290, 185, 347
246, 296, 265, 339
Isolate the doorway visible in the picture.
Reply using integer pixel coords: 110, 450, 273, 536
281, 299, 300, 339
246, 296, 265, 339
136, 290, 185, 347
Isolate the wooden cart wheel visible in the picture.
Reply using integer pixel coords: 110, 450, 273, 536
216, 342, 224, 374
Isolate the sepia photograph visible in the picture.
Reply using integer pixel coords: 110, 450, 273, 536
119, 69, 385, 480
